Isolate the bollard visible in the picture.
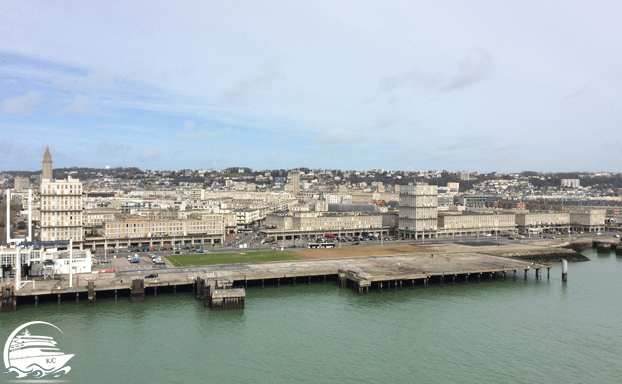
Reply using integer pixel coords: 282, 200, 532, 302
562, 259, 568, 282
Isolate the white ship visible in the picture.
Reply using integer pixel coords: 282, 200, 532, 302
8, 329, 74, 372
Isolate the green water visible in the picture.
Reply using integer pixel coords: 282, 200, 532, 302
2, 249, 621, 383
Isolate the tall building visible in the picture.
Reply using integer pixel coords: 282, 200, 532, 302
40, 177, 84, 243
14, 176, 30, 190
398, 183, 438, 239
289, 170, 301, 196
315, 191, 328, 212
42, 147, 53, 181
561, 179, 580, 188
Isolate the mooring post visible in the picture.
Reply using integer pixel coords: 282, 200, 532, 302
399, 280, 403, 290
513, 270, 517, 281
524, 269, 528, 280
277, 278, 280, 288
35, 295, 38, 308
76, 292, 79, 304
115, 289, 118, 301
502, 271, 506, 281
379, 282, 383, 293
154, 287, 157, 298
411, 279, 414, 288
366, 286, 369, 295
489, 272, 493, 282
562, 259, 568, 282
477, 273, 481, 283
57, 294, 61, 306
262, 279, 264, 289
547, 268, 550, 279
465, 273, 469, 283
440, 274, 444, 286
309, 276, 311, 285
173, 285, 176, 295
395, 280, 398, 292
323, 275, 326, 284
453, 275, 456, 285
424, 278, 428, 288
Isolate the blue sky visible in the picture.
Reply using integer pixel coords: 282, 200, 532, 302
1, 1, 621, 173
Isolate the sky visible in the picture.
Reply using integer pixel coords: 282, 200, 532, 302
1, 1, 621, 173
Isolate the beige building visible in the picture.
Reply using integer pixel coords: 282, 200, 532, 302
569, 210, 606, 233
398, 184, 438, 239
263, 211, 388, 240
438, 213, 515, 237
289, 170, 301, 196
40, 177, 84, 243
84, 208, 118, 236
102, 213, 225, 248
14, 176, 30, 191
515, 212, 570, 234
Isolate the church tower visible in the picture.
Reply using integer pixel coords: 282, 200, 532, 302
42, 147, 53, 181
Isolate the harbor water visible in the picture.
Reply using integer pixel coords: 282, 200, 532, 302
2, 249, 621, 383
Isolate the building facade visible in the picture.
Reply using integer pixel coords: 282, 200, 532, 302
40, 177, 84, 243
437, 213, 516, 237
398, 184, 438, 239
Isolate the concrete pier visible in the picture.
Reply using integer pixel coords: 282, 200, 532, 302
6, 250, 553, 310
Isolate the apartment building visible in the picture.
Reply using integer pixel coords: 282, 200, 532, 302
515, 212, 570, 234
40, 177, 84, 243
569, 210, 606, 233
262, 211, 388, 240
437, 213, 516, 236
398, 184, 438, 239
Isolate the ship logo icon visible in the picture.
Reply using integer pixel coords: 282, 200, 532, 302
3, 321, 73, 379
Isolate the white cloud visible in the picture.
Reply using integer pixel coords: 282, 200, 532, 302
439, 49, 493, 92
176, 120, 232, 141
315, 126, 367, 145
52, 94, 97, 116
220, 63, 282, 103
138, 149, 161, 163
0, 91, 43, 115
98, 140, 131, 154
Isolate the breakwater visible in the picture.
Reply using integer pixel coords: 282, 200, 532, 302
488, 248, 589, 263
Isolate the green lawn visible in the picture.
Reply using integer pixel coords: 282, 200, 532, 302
165, 250, 298, 267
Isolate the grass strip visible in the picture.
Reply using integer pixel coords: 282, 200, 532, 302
164, 250, 298, 267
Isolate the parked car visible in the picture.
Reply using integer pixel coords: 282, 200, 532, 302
145, 273, 158, 279
101, 259, 111, 264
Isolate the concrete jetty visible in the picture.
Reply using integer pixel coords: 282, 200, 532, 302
2, 250, 550, 310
